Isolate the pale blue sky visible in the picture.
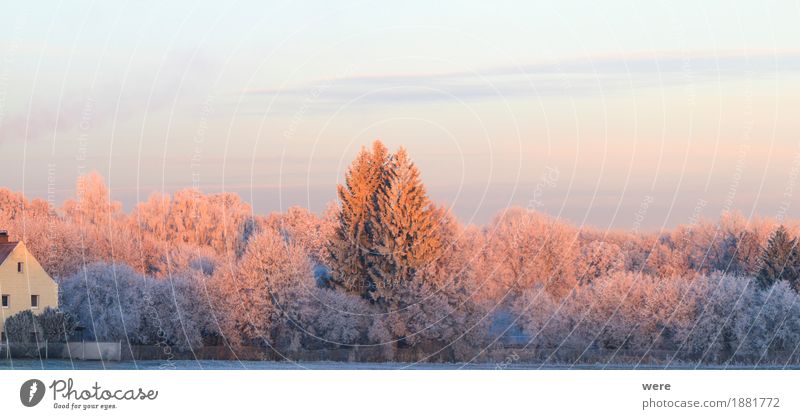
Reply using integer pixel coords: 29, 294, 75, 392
1, 0, 799, 229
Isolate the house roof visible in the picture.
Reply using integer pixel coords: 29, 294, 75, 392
0, 242, 19, 266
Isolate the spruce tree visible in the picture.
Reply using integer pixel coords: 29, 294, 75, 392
328, 141, 390, 297
756, 226, 800, 291
328, 141, 442, 302
368, 147, 441, 301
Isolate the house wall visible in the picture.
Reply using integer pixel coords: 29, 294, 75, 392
0, 242, 59, 334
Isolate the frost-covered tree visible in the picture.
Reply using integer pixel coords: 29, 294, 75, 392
3, 310, 41, 343
57, 172, 128, 269
0, 188, 27, 221
62, 172, 122, 227
576, 240, 625, 284
756, 226, 800, 290
290, 286, 383, 350
36, 307, 77, 343
512, 285, 580, 353
644, 240, 692, 279
380, 280, 454, 345
736, 230, 767, 276
368, 147, 442, 300
734, 280, 800, 362
562, 272, 692, 353
675, 274, 758, 362
328, 141, 442, 304
217, 227, 387, 352
216, 228, 317, 347
59, 262, 147, 343
142, 273, 216, 351
484, 208, 578, 299
128, 189, 253, 276
374, 208, 489, 357
265, 205, 337, 273
59, 262, 214, 349
328, 141, 391, 297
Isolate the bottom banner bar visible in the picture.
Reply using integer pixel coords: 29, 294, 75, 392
1, 370, 797, 418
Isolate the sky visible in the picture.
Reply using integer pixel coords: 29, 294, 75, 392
0, 0, 799, 230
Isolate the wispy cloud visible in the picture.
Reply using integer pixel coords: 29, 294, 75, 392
234, 49, 800, 111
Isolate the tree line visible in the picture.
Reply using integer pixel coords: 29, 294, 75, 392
2, 140, 800, 364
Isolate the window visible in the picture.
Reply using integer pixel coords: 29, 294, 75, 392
17, 262, 23, 273
1, 295, 8, 308
31, 295, 39, 308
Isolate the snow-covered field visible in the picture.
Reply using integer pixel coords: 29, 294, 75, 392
1, 359, 797, 370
